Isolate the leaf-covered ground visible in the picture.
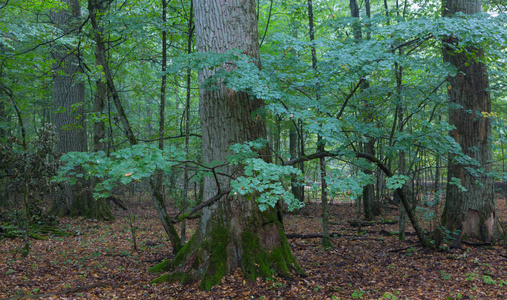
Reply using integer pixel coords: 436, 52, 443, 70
1, 197, 506, 300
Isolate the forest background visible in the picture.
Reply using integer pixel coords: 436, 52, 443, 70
1, 0, 507, 298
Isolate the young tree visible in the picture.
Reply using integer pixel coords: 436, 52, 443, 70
87, 0, 182, 252
439, 0, 502, 246
349, 0, 377, 221
152, 0, 304, 289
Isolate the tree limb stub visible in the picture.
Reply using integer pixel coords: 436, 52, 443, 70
174, 187, 233, 223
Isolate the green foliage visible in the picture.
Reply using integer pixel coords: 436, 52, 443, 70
351, 289, 364, 299
482, 275, 496, 285
386, 175, 410, 190
54, 144, 185, 199
381, 292, 399, 300
229, 139, 304, 211
436, 226, 462, 250
440, 270, 452, 280
326, 170, 375, 200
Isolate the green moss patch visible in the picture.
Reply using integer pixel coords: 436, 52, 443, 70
199, 224, 230, 290
241, 225, 305, 281
148, 259, 171, 273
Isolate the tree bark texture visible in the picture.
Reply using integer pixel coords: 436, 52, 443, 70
151, 0, 303, 289
51, 0, 86, 155
441, 0, 499, 246
50, 0, 94, 218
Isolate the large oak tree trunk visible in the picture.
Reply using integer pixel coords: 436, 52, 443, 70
151, 0, 303, 290
440, 0, 501, 246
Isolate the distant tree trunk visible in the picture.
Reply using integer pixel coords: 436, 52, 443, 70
362, 139, 376, 219
151, 0, 304, 289
51, 0, 86, 155
92, 0, 107, 154
88, 1, 113, 220
274, 115, 282, 156
50, 0, 97, 218
290, 126, 304, 202
433, 142, 442, 231
350, 0, 377, 220
307, 0, 330, 248
0, 92, 6, 140
154, 0, 169, 239
287, 16, 305, 204
93, 76, 106, 152
439, 0, 501, 246
0, 86, 12, 206
181, 0, 194, 246
395, 58, 407, 240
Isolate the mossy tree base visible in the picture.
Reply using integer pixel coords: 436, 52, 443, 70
150, 195, 305, 290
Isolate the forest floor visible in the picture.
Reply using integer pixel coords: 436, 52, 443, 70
0, 196, 506, 300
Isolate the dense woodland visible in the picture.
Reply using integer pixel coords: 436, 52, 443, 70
1, 0, 507, 298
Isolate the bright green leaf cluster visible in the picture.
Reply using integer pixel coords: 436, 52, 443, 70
228, 140, 304, 212
53, 144, 185, 199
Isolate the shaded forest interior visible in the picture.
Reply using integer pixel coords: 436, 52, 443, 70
1, 0, 507, 298
0, 194, 506, 299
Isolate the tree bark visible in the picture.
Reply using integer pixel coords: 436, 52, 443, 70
440, 0, 501, 247
154, 0, 169, 244
289, 126, 304, 202
150, 0, 304, 289
51, 0, 86, 155
50, 0, 97, 218
181, 0, 194, 246
88, 0, 112, 221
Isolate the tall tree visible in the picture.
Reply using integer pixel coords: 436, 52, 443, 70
349, 0, 377, 221
50, 0, 91, 217
440, 0, 502, 246
152, 0, 304, 289
88, 0, 182, 252
181, 0, 194, 246
307, 0, 330, 248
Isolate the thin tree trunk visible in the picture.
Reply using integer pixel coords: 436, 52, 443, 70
154, 0, 169, 243
88, 0, 136, 146
88, 0, 182, 252
307, 0, 330, 248
350, 0, 376, 220
89, 0, 112, 220
395, 55, 408, 240
181, 0, 194, 246
290, 127, 303, 201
